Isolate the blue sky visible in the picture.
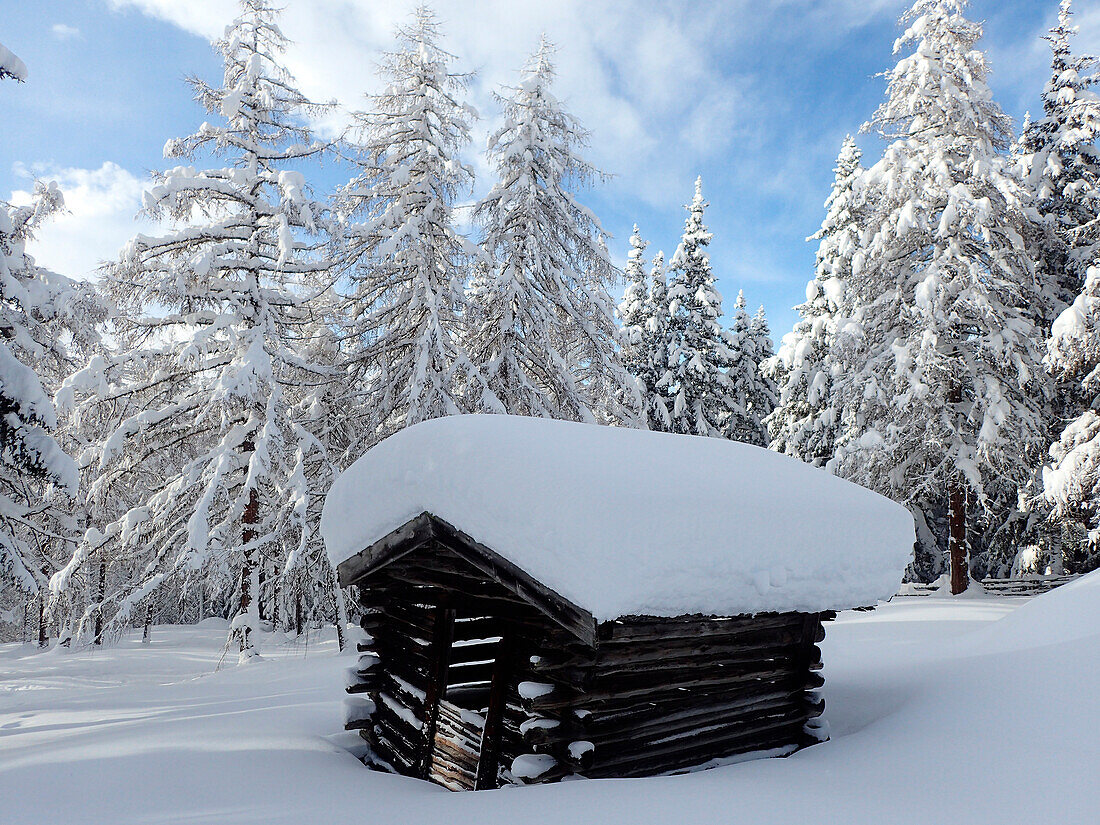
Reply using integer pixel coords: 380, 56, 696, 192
0, 0, 1092, 338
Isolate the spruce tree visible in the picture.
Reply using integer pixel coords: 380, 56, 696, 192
830, 0, 1048, 592
665, 178, 739, 439
337, 7, 497, 452
643, 251, 673, 431
1017, 0, 1100, 313
724, 294, 776, 446
618, 225, 650, 379
1043, 265, 1100, 573
767, 136, 864, 466
469, 39, 639, 424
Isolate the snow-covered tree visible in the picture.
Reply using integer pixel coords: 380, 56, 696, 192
469, 38, 639, 424
642, 252, 673, 431
0, 181, 79, 624
722, 294, 775, 446
337, 8, 496, 453
766, 136, 864, 466
830, 0, 1048, 593
617, 225, 650, 378
57, 0, 338, 656
1016, 0, 1100, 313
1043, 266, 1100, 573
664, 178, 739, 439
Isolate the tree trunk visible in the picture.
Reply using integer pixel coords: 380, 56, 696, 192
239, 484, 260, 653
94, 554, 107, 645
949, 478, 968, 594
258, 558, 268, 624
37, 591, 48, 648
294, 590, 303, 637
142, 604, 152, 643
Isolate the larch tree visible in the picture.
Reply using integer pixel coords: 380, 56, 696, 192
0, 180, 80, 639
766, 136, 864, 466
469, 38, 639, 424
665, 178, 739, 439
829, 0, 1048, 593
57, 0, 338, 656
336, 7, 497, 454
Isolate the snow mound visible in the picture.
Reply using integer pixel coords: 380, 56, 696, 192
322, 416, 912, 621
973, 568, 1100, 654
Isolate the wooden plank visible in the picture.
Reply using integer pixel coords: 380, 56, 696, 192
476, 634, 514, 790
419, 606, 456, 780
337, 512, 437, 587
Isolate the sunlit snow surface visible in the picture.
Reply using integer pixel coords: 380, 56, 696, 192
3, 578, 1098, 824
322, 415, 913, 618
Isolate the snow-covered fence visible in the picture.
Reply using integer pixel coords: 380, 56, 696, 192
897, 575, 1079, 599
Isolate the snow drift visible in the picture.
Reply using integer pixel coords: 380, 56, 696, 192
322, 415, 913, 620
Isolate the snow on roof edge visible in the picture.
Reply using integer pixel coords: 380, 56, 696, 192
322, 415, 913, 621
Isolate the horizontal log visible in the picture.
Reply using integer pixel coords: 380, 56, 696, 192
587, 687, 815, 742
525, 667, 820, 712
579, 681, 811, 733
597, 613, 806, 644
589, 715, 807, 776
584, 696, 816, 754
587, 728, 803, 779
362, 726, 419, 776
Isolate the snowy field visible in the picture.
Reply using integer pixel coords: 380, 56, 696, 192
2, 580, 1098, 825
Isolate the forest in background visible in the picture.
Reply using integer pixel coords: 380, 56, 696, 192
4, 0, 1100, 653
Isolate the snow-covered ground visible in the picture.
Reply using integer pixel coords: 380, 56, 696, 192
2, 581, 1098, 825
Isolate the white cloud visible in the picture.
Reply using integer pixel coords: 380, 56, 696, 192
50, 23, 82, 40
104, 0, 899, 212
9, 162, 153, 280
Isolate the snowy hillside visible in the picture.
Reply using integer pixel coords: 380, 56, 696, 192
3, 582, 1098, 825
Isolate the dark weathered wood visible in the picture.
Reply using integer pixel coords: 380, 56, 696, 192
337, 512, 437, 588
476, 633, 515, 790
419, 606, 456, 779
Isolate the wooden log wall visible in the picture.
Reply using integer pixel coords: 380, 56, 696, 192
507, 611, 832, 780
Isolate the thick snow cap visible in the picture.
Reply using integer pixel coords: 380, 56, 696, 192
322, 415, 913, 621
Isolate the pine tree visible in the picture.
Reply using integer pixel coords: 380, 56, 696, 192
665, 178, 739, 439
58, 0, 338, 656
766, 136, 864, 466
830, 0, 1048, 593
469, 38, 639, 424
337, 7, 497, 453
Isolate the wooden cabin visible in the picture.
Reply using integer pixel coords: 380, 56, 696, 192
323, 415, 912, 790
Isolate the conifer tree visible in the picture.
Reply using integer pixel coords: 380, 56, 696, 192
1043, 265, 1100, 573
830, 0, 1048, 593
618, 225, 650, 379
58, 0, 338, 656
337, 7, 497, 452
643, 251, 673, 431
722, 294, 775, 446
767, 136, 864, 466
1017, 0, 1100, 313
665, 178, 739, 439
469, 39, 639, 424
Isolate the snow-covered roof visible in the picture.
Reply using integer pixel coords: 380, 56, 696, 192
322, 415, 913, 621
